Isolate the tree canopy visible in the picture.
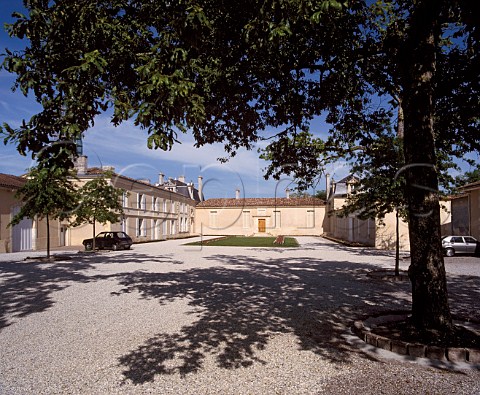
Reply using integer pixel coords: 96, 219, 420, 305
2, 1, 477, 165
2, 0, 479, 334
454, 168, 480, 191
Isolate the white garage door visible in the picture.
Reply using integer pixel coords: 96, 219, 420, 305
12, 207, 33, 252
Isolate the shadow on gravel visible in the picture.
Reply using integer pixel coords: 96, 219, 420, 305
2, 248, 479, 385
115, 254, 415, 383
447, 274, 480, 320
0, 251, 181, 331
77, 251, 185, 266
0, 258, 95, 331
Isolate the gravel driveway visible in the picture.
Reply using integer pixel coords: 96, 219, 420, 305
0, 236, 479, 394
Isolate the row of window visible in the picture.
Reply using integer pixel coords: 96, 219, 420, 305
121, 217, 191, 238
123, 193, 190, 214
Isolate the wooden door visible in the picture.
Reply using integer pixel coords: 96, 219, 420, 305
258, 219, 266, 233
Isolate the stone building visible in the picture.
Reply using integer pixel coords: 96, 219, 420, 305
0, 173, 64, 252
68, 156, 201, 246
323, 174, 452, 250
194, 188, 326, 237
451, 180, 480, 240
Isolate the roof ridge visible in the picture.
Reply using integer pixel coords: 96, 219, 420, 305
0, 173, 27, 189
197, 196, 325, 207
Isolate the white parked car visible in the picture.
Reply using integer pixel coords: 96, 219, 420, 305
442, 235, 479, 257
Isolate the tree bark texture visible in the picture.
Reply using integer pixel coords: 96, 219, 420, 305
400, 0, 452, 332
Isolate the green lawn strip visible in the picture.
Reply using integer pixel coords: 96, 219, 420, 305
185, 236, 299, 247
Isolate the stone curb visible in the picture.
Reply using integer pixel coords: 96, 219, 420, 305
352, 315, 480, 364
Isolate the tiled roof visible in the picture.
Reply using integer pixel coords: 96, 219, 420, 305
79, 167, 200, 202
197, 197, 325, 208
164, 178, 203, 202
82, 167, 158, 186
84, 167, 106, 175
336, 175, 355, 184
0, 173, 26, 189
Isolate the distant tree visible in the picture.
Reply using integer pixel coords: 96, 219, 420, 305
454, 167, 480, 191
70, 173, 124, 251
289, 191, 310, 198
10, 166, 78, 259
287, 189, 326, 200
314, 190, 327, 201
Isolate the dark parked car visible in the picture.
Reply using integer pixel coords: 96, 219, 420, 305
83, 231, 133, 251
442, 235, 479, 256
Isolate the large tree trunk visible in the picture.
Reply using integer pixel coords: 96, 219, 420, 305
400, 0, 453, 333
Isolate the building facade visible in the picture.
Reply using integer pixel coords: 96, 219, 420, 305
194, 193, 326, 237
323, 175, 452, 250
453, 181, 480, 240
0, 173, 64, 253
3, 164, 468, 253
68, 157, 200, 246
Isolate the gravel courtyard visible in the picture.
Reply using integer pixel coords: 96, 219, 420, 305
1, 236, 479, 394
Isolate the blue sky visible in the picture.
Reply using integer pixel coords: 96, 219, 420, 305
0, 1, 348, 199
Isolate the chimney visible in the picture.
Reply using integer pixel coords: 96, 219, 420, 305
187, 182, 194, 199
285, 188, 290, 199
178, 175, 185, 183
235, 188, 240, 199
158, 173, 165, 185
198, 176, 203, 201
74, 155, 88, 175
